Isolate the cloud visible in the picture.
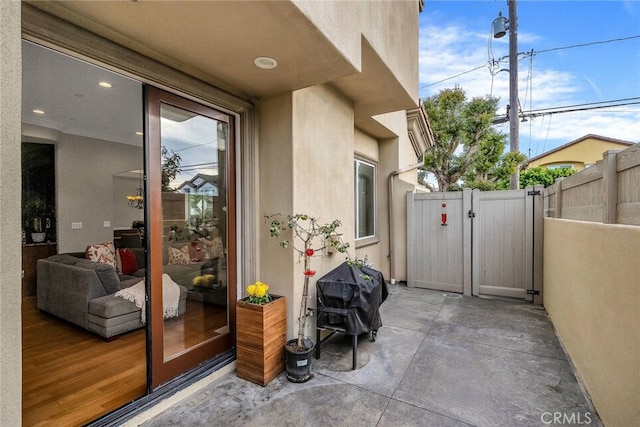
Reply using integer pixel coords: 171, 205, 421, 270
418, 15, 640, 154
519, 109, 640, 158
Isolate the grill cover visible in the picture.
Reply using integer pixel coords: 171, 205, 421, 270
316, 262, 388, 336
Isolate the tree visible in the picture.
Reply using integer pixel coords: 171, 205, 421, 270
422, 86, 524, 191
161, 146, 182, 191
463, 135, 526, 190
519, 167, 575, 188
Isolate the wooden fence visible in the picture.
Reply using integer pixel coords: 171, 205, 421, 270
544, 143, 640, 225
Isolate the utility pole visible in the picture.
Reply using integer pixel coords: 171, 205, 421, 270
508, 0, 519, 189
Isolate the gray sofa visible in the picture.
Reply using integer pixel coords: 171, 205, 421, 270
37, 249, 191, 339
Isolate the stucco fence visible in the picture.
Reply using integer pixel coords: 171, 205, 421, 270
544, 219, 639, 426
542, 143, 640, 426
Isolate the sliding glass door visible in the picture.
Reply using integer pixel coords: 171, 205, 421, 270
145, 86, 236, 387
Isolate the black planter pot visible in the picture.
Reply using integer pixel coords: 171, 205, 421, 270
284, 338, 315, 383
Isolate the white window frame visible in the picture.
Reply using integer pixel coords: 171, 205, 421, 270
547, 164, 574, 170
354, 157, 377, 245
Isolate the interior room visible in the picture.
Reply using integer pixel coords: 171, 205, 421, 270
21, 40, 230, 425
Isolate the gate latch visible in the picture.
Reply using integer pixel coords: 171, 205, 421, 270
526, 290, 540, 295
468, 210, 476, 218
527, 190, 541, 196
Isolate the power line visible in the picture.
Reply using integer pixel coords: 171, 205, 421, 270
423, 64, 488, 88
525, 100, 640, 118
536, 35, 640, 55
492, 98, 640, 124
529, 97, 640, 112
421, 34, 640, 90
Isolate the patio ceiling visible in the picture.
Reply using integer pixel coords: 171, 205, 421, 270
26, 1, 417, 139
27, 1, 359, 98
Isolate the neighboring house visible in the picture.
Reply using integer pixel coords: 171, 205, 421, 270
527, 134, 635, 172
177, 174, 219, 196
1, 1, 431, 425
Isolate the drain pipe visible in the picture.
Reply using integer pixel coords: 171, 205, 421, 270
388, 161, 424, 284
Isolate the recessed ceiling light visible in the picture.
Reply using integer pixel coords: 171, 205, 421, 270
32, 109, 45, 115
98, 81, 112, 88
253, 56, 278, 70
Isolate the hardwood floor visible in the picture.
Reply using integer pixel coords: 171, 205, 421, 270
22, 296, 228, 426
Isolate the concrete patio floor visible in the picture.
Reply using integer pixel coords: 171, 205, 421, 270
130, 285, 601, 426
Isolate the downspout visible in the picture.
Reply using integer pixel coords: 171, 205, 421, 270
388, 161, 423, 284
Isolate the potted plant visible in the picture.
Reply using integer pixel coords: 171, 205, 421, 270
236, 281, 287, 386
267, 213, 349, 382
23, 196, 47, 243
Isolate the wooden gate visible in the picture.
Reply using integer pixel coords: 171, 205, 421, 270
407, 187, 543, 303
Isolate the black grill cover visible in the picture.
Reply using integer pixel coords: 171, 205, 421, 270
316, 262, 389, 336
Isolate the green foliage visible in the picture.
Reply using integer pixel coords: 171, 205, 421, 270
266, 213, 351, 350
463, 137, 526, 191
161, 146, 182, 192
519, 167, 575, 188
422, 85, 525, 191
268, 214, 350, 255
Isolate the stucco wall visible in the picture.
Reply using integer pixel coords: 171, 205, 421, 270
259, 85, 355, 338
544, 218, 640, 426
293, 0, 419, 102
258, 92, 295, 308
355, 128, 378, 160
375, 111, 420, 282
0, 1, 22, 425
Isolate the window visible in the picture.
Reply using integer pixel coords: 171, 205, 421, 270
354, 158, 376, 240
547, 164, 573, 170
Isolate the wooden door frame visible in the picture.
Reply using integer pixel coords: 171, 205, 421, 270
145, 85, 237, 388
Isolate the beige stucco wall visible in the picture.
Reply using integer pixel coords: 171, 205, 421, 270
293, 0, 419, 101
259, 85, 356, 338
0, 1, 22, 425
375, 111, 420, 282
544, 218, 640, 427
355, 128, 378, 160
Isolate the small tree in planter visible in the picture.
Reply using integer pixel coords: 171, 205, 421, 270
267, 213, 349, 381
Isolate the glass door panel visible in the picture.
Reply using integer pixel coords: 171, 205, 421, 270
146, 86, 235, 387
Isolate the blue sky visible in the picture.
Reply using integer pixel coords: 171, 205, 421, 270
418, 0, 640, 158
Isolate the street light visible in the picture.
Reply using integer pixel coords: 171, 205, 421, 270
492, 1, 520, 189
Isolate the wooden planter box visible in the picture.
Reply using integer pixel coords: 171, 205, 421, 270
236, 295, 286, 386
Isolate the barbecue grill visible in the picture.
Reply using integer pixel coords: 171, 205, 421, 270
315, 262, 388, 369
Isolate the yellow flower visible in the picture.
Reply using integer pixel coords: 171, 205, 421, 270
245, 281, 271, 304
247, 284, 256, 296
255, 283, 267, 298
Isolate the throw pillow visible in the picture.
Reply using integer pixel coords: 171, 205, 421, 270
86, 241, 116, 269
168, 246, 190, 265
210, 236, 225, 259
118, 248, 139, 275
115, 249, 123, 274
188, 241, 206, 261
